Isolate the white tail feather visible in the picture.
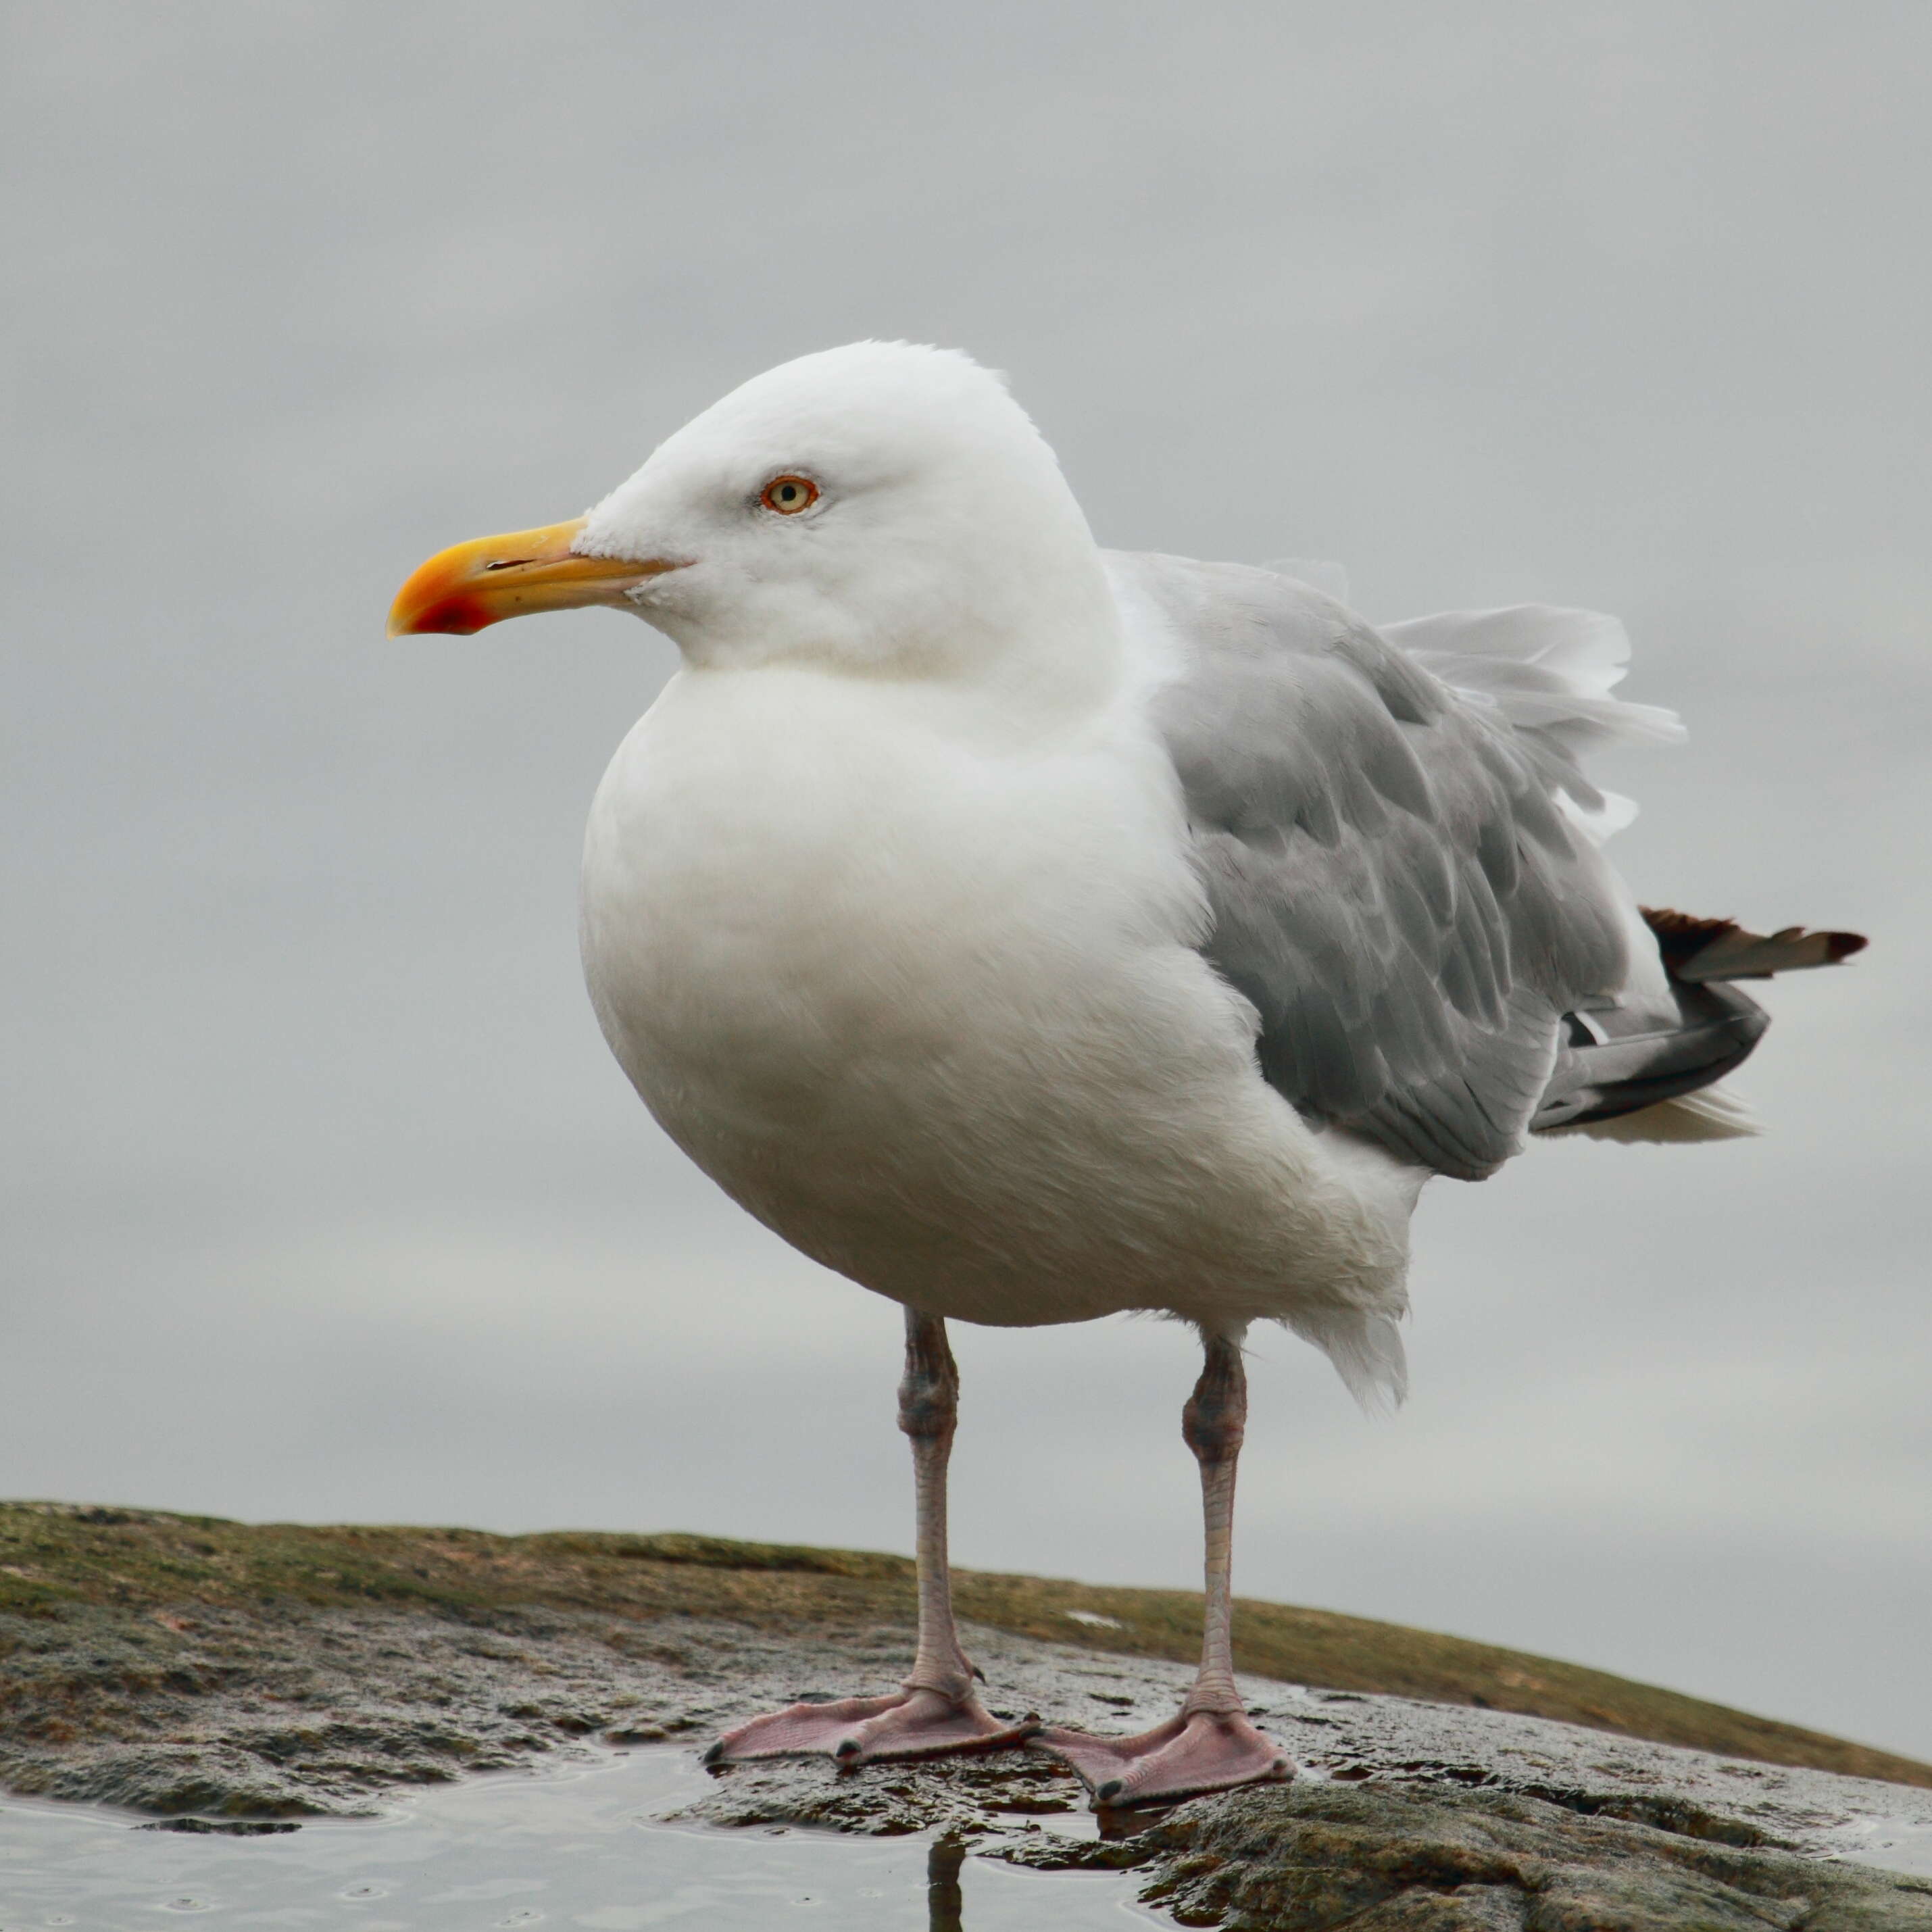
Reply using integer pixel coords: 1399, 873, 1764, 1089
1546, 1083, 1761, 1145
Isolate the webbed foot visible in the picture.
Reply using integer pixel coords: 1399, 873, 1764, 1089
706, 1685, 1039, 1767
1031, 1708, 1292, 1808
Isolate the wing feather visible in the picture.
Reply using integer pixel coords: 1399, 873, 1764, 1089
1113, 552, 1631, 1181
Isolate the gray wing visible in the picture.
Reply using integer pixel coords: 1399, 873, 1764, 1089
1111, 551, 1631, 1181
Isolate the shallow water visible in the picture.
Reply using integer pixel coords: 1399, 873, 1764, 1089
6, 1747, 1929, 1932
0, 1750, 1160, 1931
1837, 1819, 1932, 1881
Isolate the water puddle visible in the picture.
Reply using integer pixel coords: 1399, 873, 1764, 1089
0, 1749, 1162, 1929
1838, 1818, 1932, 1881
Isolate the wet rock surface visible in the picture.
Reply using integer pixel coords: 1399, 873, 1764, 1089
6, 1506, 1932, 1925
674, 1654, 1932, 1926
0, 1598, 895, 1816
8, 1503, 1923, 1789
9, 1598, 1931, 1925
1097, 1783, 1932, 1930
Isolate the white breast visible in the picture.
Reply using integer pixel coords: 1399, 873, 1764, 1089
580, 664, 1412, 1331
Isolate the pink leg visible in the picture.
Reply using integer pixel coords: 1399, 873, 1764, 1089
1033, 1327, 1293, 1808
707, 1310, 1038, 1767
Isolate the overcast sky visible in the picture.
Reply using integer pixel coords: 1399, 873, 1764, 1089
5, 3, 1929, 1761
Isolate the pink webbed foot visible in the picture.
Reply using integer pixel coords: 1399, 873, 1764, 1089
705, 1685, 1041, 1768
1031, 1708, 1293, 1809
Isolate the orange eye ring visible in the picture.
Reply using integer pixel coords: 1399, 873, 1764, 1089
760, 474, 820, 515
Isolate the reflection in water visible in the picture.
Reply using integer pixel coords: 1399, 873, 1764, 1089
0, 1747, 1160, 1930
927, 1833, 967, 1932
1099, 1798, 1177, 1840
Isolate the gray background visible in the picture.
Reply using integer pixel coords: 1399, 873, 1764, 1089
5, 3, 1928, 1756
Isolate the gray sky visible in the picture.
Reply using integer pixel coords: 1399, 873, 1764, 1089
5, 2, 1929, 1758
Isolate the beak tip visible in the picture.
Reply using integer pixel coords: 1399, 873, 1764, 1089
387, 595, 491, 638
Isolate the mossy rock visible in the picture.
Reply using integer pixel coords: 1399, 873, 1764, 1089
3, 1500, 1927, 1791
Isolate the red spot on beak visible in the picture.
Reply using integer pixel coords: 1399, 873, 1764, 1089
412, 595, 498, 636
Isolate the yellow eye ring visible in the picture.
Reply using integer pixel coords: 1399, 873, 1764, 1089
760, 474, 820, 515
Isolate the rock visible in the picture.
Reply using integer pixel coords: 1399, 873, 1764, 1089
5, 1509, 1932, 1925
678, 1750, 1086, 1839
1116, 1782, 1932, 1931
136, 1817, 301, 1837
7, 1504, 1927, 1791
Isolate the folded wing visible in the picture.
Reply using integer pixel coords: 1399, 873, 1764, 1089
1113, 553, 1637, 1181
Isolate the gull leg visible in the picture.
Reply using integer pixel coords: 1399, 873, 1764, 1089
1032, 1325, 1293, 1808
707, 1309, 1038, 1766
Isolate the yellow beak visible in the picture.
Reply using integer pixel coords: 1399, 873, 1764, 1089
387, 518, 679, 637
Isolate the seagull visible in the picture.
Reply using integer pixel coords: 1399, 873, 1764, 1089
388, 342, 1863, 1808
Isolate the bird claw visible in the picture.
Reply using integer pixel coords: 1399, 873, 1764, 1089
1031, 1708, 1293, 1810
706, 1685, 1040, 1768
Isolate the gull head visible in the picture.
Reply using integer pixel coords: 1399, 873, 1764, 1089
389, 342, 1118, 689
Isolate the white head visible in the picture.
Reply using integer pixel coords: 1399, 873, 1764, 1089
390, 343, 1122, 699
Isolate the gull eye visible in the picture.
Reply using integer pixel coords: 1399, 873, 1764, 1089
760, 474, 819, 516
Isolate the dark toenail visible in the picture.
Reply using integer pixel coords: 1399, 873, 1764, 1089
834, 1737, 861, 1761
701, 1741, 725, 1766
1097, 1778, 1124, 1802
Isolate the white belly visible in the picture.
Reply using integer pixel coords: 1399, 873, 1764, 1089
580, 665, 1412, 1331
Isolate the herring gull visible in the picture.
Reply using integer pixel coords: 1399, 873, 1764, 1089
388, 342, 1864, 1808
